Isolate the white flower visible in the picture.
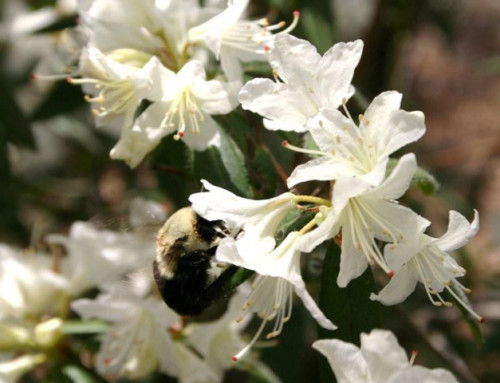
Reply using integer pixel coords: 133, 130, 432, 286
189, 180, 333, 358
0, 245, 67, 320
186, 288, 250, 376
297, 154, 426, 287
188, 0, 299, 81
216, 232, 335, 361
371, 210, 483, 322
80, 0, 205, 71
286, 91, 426, 187
173, 342, 220, 383
71, 285, 181, 380
0, 353, 47, 383
68, 47, 161, 137
110, 60, 239, 167
47, 221, 155, 295
238, 34, 363, 132
189, 179, 297, 257
313, 329, 458, 383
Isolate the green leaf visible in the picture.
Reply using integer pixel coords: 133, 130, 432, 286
300, 8, 335, 54
34, 14, 78, 34
275, 208, 314, 246
62, 365, 106, 383
61, 320, 110, 335
317, 242, 382, 383
448, 280, 483, 348
250, 147, 278, 198
218, 124, 253, 198
152, 136, 194, 206
387, 158, 439, 195
189, 146, 232, 191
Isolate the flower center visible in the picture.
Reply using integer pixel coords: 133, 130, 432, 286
221, 11, 300, 57
160, 87, 205, 140
410, 245, 484, 322
345, 198, 403, 277
232, 276, 293, 361
67, 75, 136, 121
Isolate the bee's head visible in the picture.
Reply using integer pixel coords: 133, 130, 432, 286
155, 207, 222, 278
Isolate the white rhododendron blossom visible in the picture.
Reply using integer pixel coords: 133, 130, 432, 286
297, 154, 425, 286
216, 233, 335, 361
110, 60, 239, 167
286, 91, 426, 187
190, 180, 334, 359
46, 221, 156, 295
71, 284, 185, 380
186, 287, 251, 375
7, 0, 486, 381
313, 329, 458, 383
0, 244, 67, 320
371, 210, 483, 322
68, 47, 162, 136
79, 0, 206, 70
188, 0, 299, 81
239, 34, 363, 132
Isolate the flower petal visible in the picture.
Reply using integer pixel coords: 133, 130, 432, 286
193, 79, 240, 115
238, 78, 315, 132
360, 329, 409, 383
312, 339, 367, 383
389, 366, 458, 383
295, 212, 341, 253
317, 39, 363, 107
287, 157, 351, 188
369, 265, 418, 305
360, 91, 402, 141
337, 223, 370, 287
382, 110, 426, 158
269, 34, 321, 87
433, 210, 479, 252
364, 153, 416, 201
180, 113, 221, 150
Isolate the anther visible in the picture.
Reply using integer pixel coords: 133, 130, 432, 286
281, 140, 289, 147
387, 270, 395, 278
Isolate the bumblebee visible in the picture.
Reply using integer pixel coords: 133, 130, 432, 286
153, 207, 235, 316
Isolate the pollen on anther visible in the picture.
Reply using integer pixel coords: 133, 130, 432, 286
281, 140, 289, 147
387, 270, 395, 278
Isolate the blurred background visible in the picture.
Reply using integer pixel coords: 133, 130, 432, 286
1, 0, 500, 382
